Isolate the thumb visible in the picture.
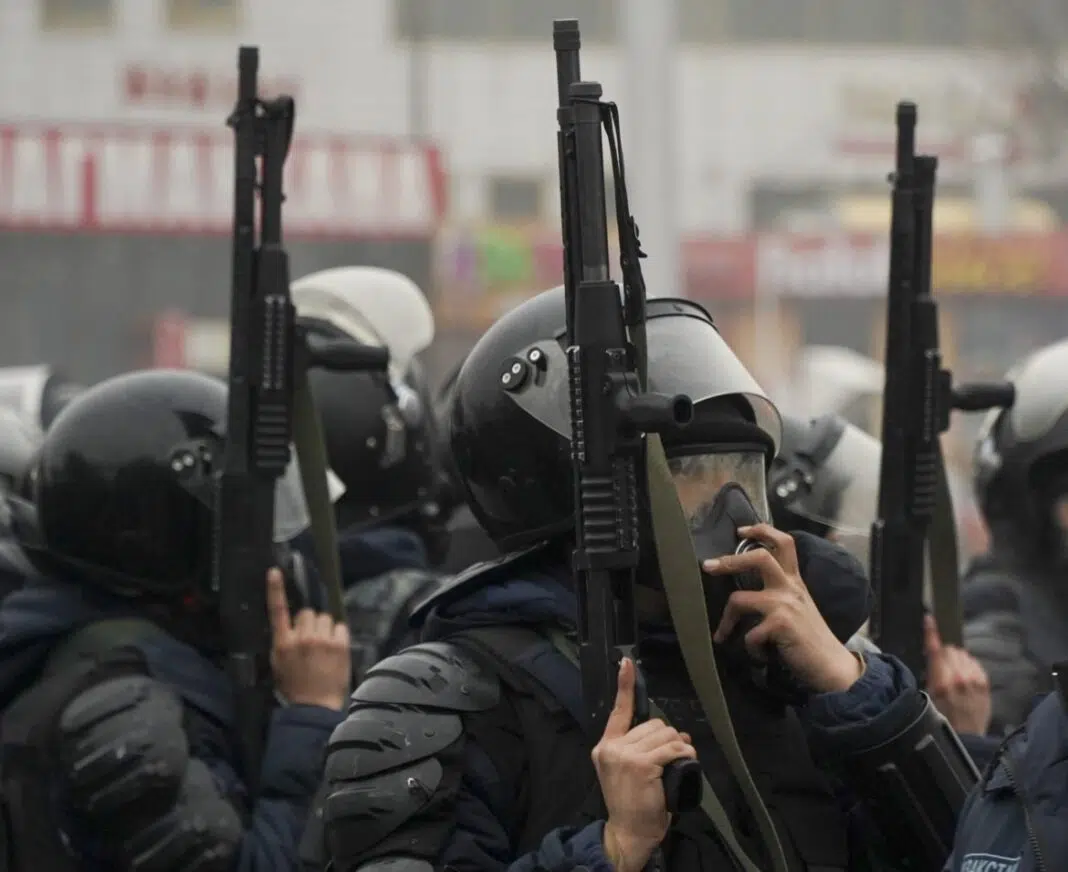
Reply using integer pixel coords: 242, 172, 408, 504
603, 658, 635, 739
923, 614, 943, 659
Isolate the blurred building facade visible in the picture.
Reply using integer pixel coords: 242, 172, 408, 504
2, 0, 1068, 427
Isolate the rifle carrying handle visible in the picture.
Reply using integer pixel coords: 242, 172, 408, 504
634, 665, 704, 813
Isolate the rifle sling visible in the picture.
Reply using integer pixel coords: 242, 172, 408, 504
649, 434, 787, 872
928, 447, 962, 646
292, 369, 346, 622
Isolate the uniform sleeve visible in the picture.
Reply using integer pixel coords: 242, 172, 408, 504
801, 653, 921, 753
230, 704, 345, 872
439, 740, 613, 872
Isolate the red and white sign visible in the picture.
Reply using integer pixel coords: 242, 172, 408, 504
757, 233, 889, 298
0, 124, 446, 238
123, 64, 302, 111
756, 231, 1068, 297
152, 311, 229, 371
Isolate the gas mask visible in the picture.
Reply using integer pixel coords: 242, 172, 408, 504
669, 449, 806, 702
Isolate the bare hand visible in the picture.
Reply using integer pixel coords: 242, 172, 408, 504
704, 524, 864, 694
925, 615, 992, 735
267, 568, 352, 711
593, 658, 696, 872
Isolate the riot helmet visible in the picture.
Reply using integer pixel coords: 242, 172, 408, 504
768, 413, 880, 569
786, 347, 883, 436
0, 408, 39, 494
450, 286, 781, 553
432, 357, 501, 573
433, 359, 466, 515
22, 369, 312, 602
293, 266, 448, 562
0, 365, 85, 436
973, 338, 1068, 563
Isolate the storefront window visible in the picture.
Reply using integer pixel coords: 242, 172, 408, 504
165, 0, 238, 32
41, 0, 113, 31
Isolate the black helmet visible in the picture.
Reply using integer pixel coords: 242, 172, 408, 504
768, 413, 880, 567
292, 266, 446, 557
433, 359, 466, 514
29, 369, 227, 600
450, 286, 781, 552
974, 338, 1068, 558
306, 358, 441, 531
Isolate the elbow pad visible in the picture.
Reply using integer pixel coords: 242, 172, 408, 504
59, 675, 241, 872
834, 692, 979, 871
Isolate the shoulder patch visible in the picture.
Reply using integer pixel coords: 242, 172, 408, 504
962, 570, 1022, 619
353, 641, 500, 711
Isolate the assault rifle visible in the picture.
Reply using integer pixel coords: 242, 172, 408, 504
217, 46, 388, 792
553, 19, 701, 814
870, 103, 1014, 682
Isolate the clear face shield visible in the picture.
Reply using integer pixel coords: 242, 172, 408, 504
669, 451, 771, 565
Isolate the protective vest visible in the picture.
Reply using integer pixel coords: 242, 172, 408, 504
449, 624, 849, 872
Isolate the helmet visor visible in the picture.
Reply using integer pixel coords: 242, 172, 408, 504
668, 451, 770, 564
505, 311, 781, 452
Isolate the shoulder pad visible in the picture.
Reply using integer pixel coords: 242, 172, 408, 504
961, 568, 1022, 619
326, 706, 462, 782
352, 861, 433, 872
326, 756, 444, 860
352, 641, 500, 712
408, 541, 550, 625
123, 759, 242, 872
59, 674, 188, 820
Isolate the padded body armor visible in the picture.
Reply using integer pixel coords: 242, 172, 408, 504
320, 628, 853, 872
0, 624, 243, 872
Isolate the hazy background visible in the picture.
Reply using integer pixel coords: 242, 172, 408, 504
5, 0, 1068, 556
